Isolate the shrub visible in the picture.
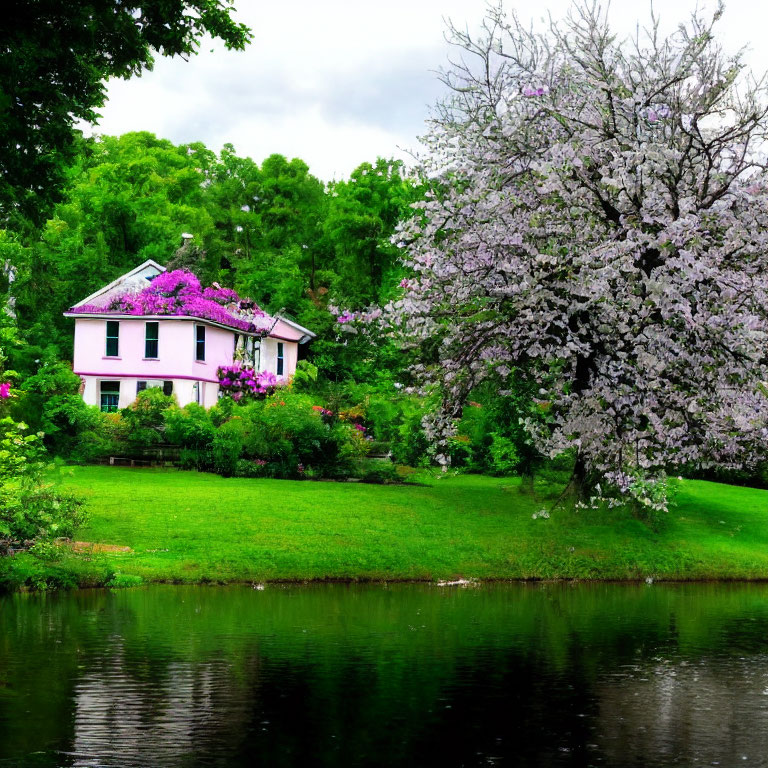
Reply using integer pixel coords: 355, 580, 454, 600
488, 433, 520, 476
14, 362, 101, 458
217, 392, 363, 479
233, 458, 271, 478
164, 403, 215, 469
211, 417, 247, 477
449, 380, 545, 477
292, 360, 318, 391
358, 461, 400, 484
0, 416, 86, 555
74, 411, 131, 462
121, 387, 176, 447
365, 392, 431, 467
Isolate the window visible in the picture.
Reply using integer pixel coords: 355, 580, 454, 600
145, 322, 159, 358
100, 381, 120, 412
277, 342, 284, 376
193, 381, 202, 405
195, 325, 206, 361
163, 380, 174, 396
136, 381, 147, 394
105, 321, 119, 357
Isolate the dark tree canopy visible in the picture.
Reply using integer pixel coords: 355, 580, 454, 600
0, 0, 251, 226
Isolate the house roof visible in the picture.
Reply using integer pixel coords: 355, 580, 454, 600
273, 316, 316, 343
61, 311, 270, 337
71, 259, 165, 309
66, 260, 315, 342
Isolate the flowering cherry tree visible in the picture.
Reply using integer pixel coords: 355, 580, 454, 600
392, 2, 768, 508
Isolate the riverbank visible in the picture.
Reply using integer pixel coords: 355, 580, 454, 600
4, 466, 768, 589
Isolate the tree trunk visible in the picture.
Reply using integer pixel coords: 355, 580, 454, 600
518, 470, 535, 495
565, 454, 591, 500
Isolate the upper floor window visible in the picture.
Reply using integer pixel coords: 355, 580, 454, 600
105, 321, 119, 357
100, 381, 120, 412
145, 322, 159, 359
195, 325, 206, 362
277, 342, 284, 376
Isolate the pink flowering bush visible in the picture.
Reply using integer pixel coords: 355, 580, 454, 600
217, 365, 282, 401
75, 270, 272, 334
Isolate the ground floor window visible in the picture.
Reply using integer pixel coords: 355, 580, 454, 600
137, 381, 147, 394
100, 381, 120, 412
163, 380, 174, 396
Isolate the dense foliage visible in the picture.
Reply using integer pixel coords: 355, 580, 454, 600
0, 0, 250, 226
4, 133, 417, 379
0, 348, 85, 556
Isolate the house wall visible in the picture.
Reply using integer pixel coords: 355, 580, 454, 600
81, 375, 218, 410
74, 317, 236, 381
74, 316, 304, 410
260, 337, 298, 380
74, 317, 233, 409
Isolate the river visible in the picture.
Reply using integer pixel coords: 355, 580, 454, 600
2, 583, 768, 767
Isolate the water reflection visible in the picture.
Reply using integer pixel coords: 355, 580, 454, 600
597, 657, 768, 766
1, 584, 768, 767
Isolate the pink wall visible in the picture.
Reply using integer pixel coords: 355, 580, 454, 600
73, 317, 235, 382
260, 337, 298, 379
73, 316, 304, 409
269, 318, 306, 342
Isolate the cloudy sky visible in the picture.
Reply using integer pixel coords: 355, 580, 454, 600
82, 0, 768, 183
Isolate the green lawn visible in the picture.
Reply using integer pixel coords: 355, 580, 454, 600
9, 466, 768, 587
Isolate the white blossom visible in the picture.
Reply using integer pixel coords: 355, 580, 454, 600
386, 2, 768, 510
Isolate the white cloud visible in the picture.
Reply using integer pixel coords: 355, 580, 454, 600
80, 0, 768, 182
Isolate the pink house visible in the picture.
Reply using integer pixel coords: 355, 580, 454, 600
64, 260, 315, 411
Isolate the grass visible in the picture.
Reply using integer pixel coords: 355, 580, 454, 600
6, 465, 768, 587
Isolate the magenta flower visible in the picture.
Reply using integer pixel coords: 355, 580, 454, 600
336, 310, 357, 324
73, 270, 271, 333
0, 381, 10, 399
217, 365, 282, 400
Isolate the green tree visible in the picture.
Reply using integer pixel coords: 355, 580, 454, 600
15, 362, 100, 458
212, 153, 326, 317
10, 132, 217, 365
323, 158, 417, 306
0, 0, 250, 226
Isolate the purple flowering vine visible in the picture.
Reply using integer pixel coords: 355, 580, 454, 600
74, 270, 272, 334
